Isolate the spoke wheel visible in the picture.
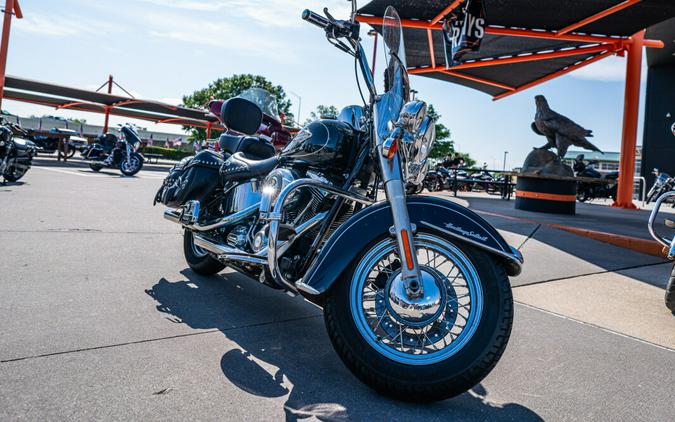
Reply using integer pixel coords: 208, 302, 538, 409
324, 231, 513, 401
350, 234, 483, 365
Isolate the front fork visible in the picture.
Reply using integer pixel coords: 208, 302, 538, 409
377, 139, 422, 296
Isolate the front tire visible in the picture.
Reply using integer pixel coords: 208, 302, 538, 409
324, 232, 513, 401
183, 230, 226, 275
119, 153, 143, 176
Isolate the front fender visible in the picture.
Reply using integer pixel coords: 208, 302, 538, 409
297, 195, 523, 296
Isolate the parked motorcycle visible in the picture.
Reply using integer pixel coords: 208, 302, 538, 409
648, 191, 675, 314
208, 87, 292, 151
81, 124, 144, 176
31, 128, 88, 159
155, 4, 522, 401
646, 169, 673, 204
573, 154, 618, 202
470, 169, 500, 194
0, 118, 36, 183
423, 166, 470, 192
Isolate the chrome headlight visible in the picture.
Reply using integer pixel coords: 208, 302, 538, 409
400, 115, 436, 185
397, 101, 427, 133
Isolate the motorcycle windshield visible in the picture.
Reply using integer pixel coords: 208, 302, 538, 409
375, 6, 410, 143
238, 88, 280, 121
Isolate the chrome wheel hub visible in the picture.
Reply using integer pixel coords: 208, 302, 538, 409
386, 270, 444, 327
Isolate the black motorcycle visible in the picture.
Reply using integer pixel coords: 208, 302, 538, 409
82, 124, 144, 176
646, 169, 673, 204
470, 169, 500, 194
574, 154, 618, 202
423, 166, 470, 192
154, 4, 522, 401
31, 128, 88, 159
648, 191, 675, 314
0, 118, 36, 183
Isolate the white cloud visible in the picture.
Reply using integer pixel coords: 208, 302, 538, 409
144, 12, 295, 61
16, 15, 84, 37
570, 55, 647, 82
134, 0, 229, 11
134, 0, 351, 27
16, 13, 124, 37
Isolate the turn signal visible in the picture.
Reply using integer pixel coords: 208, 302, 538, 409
401, 229, 414, 270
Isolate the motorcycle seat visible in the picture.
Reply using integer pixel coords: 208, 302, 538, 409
219, 134, 275, 159
220, 152, 279, 182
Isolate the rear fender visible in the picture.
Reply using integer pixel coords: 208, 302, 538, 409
297, 195, 523, 296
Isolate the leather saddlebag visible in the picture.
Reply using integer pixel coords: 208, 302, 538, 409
154, 150, 224, 208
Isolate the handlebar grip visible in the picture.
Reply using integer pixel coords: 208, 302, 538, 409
302, 9, 330, 29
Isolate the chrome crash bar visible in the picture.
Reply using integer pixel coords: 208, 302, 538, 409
164, 203, 259, 231
648, 190, 675, 259
267, 178, 375, 292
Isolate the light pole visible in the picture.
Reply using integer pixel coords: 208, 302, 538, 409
289, 91, 302, 126
368, 29, 378, 77
502, 151, 509, 171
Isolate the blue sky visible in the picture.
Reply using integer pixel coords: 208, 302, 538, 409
6, 0, 647, 169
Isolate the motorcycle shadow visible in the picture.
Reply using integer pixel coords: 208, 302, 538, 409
146, 270, 543, 422
0, 180, 25, 189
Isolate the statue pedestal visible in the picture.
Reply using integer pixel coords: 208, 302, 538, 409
515, 175, 576, 215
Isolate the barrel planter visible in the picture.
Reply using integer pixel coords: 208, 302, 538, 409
515, 175, 577, 215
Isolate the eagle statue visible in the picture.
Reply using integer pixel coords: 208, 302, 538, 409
531, 95, 602, 159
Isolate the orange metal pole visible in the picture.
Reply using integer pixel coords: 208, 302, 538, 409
430, 0, 463, 25
558, 0, 641, 36
427, 29, 436, 68
0, 0, 18, 110
613, 31, 644, 209
102, 75, 113, 133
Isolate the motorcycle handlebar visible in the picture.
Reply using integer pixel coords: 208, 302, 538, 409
302, 9, 330, 30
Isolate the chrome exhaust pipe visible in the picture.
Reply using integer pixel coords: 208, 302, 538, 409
162, 203, 259, 231
164, 208, 181, 224
193, 234, 267, 265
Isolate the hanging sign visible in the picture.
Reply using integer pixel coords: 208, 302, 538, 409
442, 0, 486, 67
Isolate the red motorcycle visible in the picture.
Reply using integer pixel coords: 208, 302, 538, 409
208, 87, 291, 151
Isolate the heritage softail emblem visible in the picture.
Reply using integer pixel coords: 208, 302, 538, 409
444, 222, 488, 242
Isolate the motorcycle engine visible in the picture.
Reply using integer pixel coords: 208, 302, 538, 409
250, 168, 353, 254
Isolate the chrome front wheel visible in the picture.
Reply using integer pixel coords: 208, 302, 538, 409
324, 231, 513, 401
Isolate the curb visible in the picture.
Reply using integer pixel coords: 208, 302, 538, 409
475, 209, 666, 258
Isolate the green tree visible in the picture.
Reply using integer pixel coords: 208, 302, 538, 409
426, 104, 454, 160
425, 103, 475, 167
304, 104, 338, 125
182, 74, 293, 139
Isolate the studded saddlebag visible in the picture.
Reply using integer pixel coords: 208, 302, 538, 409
154, 150, 224, 208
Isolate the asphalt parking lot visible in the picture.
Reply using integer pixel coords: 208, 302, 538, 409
1, 158, 674, 421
